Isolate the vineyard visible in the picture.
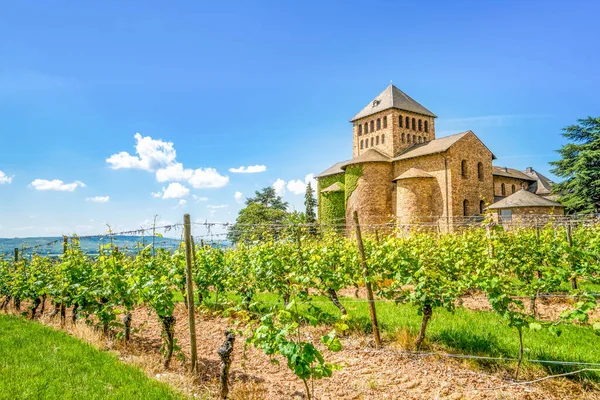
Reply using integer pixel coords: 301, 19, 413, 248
1, 216, 600, 399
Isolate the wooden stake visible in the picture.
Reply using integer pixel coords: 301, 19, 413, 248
353, 211, 381, 348
566, 222, 577, 290
184, 214, 198, 373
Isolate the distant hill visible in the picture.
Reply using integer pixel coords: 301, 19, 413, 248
0, 236, 183, 257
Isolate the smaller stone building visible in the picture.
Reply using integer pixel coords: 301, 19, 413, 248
487, 189, 564, 225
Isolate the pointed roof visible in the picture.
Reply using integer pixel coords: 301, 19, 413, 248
487, 189, 564, 209
492, 166, 536, 181
341, 148, 391, 169
391, 130, 497, 161
351, 84, 437, 121
523, 167, 554, 195
321, 182, 345, 193
392, 168, 434, 181
315, 160, 349, 179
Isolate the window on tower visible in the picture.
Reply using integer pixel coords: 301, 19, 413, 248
370, 120, 374, 132
418, 136, 421, 143
364, 123, 368, 134
405, 116, 410, 128
376, 118, 381, 130
402, 133, 405, 143
399, 115, 403, 127
512, 184, 516, 194
424, 120, 429, 133
360, 139, 364, 149
382, 134, 385, 144
412, 118, 416, 130
413, 135, 416, 143
383, 116, 387, 128
461, 160, 468, 178
479, 200, 485, 215
477, 162, 484, 180
463, 199, 469, 216
501, 183, 506, 196
418, 119, 422, 131
370, 137, 374, 147
358, 125, 362, 135
407, 134, 410, 143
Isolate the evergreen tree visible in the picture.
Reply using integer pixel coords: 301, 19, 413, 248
550, 116, 600, 213
304, 182, 318, 235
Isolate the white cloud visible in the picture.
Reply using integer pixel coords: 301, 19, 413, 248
281, 174, 317, 196
108, 133, 230, 190
151, 191, 163, 198
106, 133, 176, 171
234, 191, 243, 204
188, 168, 229, 188
161, 182, 190, 199
155, 162, 193, 182
287, 179, 306, 195
0, 171, 12, 184
86, 196, 110, 203
30, 179, 86, 192
207, 204, 228, 209
273, 179, 286, 196
175, 199, 187, 208
304, 173, 317, 190
229, 165, 267, 174
192, 195, 209, 202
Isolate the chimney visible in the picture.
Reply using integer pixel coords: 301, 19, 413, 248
503, 167, 508, 172
525, 167, 533, 173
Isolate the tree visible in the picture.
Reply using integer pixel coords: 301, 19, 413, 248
246, 187, 288, 211
229, 187, 289, 243
304, 182, 317, 235
550, 117, 600, 213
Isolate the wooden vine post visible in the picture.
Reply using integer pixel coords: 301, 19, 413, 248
60, 236, 68, 324
218, 331, 235, 399
13, 248, 20, 311
183, 214, 198, 374
353, 211, 381, 348
566, 221, 577, 289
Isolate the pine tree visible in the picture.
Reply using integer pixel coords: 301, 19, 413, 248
550, 116, 600, 213
304, 182, 317, 235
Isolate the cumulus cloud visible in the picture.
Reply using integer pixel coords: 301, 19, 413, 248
30, 179, 86, 192
108, 133, 229, 189
207, 204, 228, 209
161, 182, 190, 199
86, 196, 110, 203
192, 195, 209, 202
151, 191, 162, 198
229, 165, 267, 174
0, 171, 12, 184
287, 179, 306, 195
175, 199, 187, 208
273, 179, 286, 196
234, 191, 243, 203
107, 133, 176, 171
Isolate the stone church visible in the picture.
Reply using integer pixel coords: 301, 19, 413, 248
316, 85, 563, 228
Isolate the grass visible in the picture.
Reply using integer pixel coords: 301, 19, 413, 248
201, 291, 600, 381
0, 314, 187, 400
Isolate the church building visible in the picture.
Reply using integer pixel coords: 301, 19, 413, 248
316, 85, 563, 228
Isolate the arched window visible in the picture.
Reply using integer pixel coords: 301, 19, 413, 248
477, 162, 484, 180
501, 183, 506, 196
376, 136, 379, 145
418, 119, 422, 131
371, 137, 374, 146
418, 136, 422, 143
370, 120, 374, 132
424, 121, 429, 133
480, 200, 485, 215
463, 199, 469, 216
383, 116, 387, 128
364, 123, 368, 134
405, 116, 410, 128
407, 134, 411, 143
376, 118, 381, 130
402, 133, 405, 143
512, 184, 516, 194
413, 135, 416, 143
399, 116, 403, 127
412, 118, 416, 130
461, 160, 468, 177
358, 125, 362, 135
360, 140, 364, 149
365, 139, 368, 148
382, 134, 385, 144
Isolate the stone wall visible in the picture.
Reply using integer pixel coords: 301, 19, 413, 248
491, 206, 565, 225
493, 176, 530, 197
446, 133, 495, 218
396, 178, 434, 224
345, 162, 393, 230
353, 110, 436, 158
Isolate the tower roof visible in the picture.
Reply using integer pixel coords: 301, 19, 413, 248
487, 189, 563, 209
341, 148, 391, 169
392, 168, 434, 181
351, 84, 437, 122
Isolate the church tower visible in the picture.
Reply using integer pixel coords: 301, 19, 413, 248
350, 84, 437, 158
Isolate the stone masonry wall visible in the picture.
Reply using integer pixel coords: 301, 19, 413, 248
396, 178, 434, 224
353, 110, 436, 158
346, 162, 393, 229
493, 176, 530, 197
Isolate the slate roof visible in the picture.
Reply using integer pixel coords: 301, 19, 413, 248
487, 189, 564, 209
492, 166, 536, 181
523, 168, 554, 195
315, 160, 348, 179
321, 182, 345, 193
392, 168, 434, 181
341, 148, 391, 169
392, 131, 497, 161
351, 84, 437, 121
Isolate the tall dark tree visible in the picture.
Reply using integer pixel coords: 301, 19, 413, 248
304, 182, 317, 235
228, 187, 289, 243
550, 117, 600, 213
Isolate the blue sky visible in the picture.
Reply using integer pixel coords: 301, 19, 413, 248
0, 0, 598, 237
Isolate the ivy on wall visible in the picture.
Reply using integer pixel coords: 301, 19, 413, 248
318, 174, 345, 224
344, 165, 363, 202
